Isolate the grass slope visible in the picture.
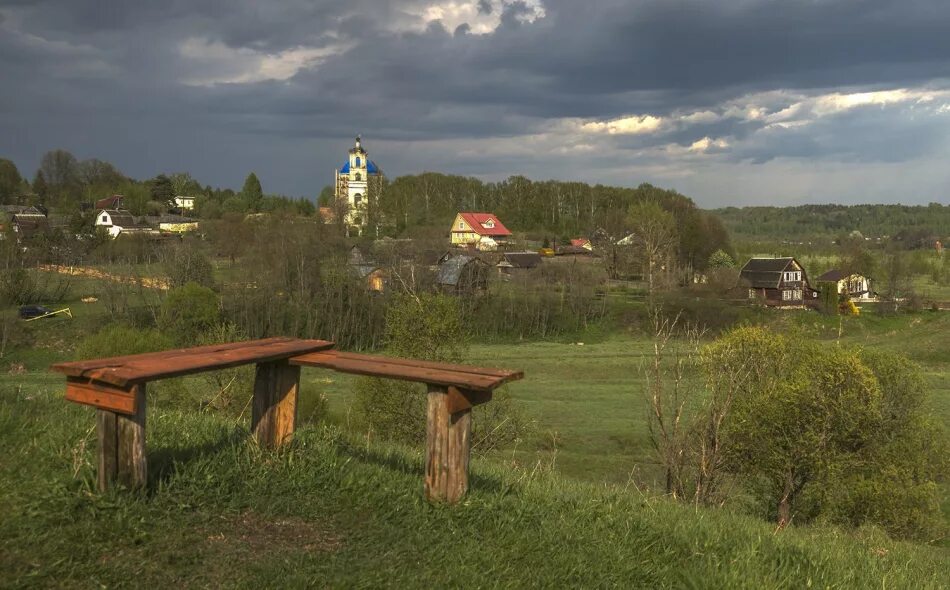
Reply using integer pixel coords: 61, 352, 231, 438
1, 390, 947, 589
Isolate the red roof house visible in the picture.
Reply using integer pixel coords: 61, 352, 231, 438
450, 212, 511, 251
570, 238, 593, 250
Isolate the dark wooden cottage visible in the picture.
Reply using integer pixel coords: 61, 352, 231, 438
436, 254, 489, 294
738, 257, 819, 307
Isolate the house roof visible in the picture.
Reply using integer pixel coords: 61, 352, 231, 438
2, 205, 43, 216
457, 212, 511, 237
817, 269, 847, 282
571, 238, 591, 247
100, 209, 148, 229
95, 195, 123, 210
500, 252, 542, 269
739, 257, 797, 288
437, 254, 482, 286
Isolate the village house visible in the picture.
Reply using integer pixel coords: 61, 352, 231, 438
450, 212, 511, 251
496, 251, 542, 276
570, 238, 593, 250
95, 209, 156, 238
173, 195, 196, 212
347, 246, 387, 293
816, 269, 874, 301
436, 253, 490, 294
9, 208, 49, 241
738, 257, 819, 307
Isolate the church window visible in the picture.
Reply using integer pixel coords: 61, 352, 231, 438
355, 172, 361, 181
354, 193, 362, 204
355, 157, 361, 167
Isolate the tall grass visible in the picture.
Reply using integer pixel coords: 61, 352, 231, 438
1, 387, 946, 588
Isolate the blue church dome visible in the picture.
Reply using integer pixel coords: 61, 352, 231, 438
339, 160, 381, 174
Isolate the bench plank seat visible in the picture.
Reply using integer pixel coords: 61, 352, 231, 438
52, 338, 333, 388
289, 350, 523, 391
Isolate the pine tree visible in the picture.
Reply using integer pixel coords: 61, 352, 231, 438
241, 173, 263, 211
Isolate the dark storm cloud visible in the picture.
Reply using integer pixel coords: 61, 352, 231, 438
1, 0, 949, 204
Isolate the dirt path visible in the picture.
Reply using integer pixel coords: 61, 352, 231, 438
38, 265, 169, 290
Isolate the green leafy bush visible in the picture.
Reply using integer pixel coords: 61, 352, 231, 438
75, 323, 173, 360
159, 282, 220, 344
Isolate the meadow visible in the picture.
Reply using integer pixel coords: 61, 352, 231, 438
1, 266, 948, 587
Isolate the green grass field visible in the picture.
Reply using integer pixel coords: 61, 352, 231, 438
1, 391, 948, 588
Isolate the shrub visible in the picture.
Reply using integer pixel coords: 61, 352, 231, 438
159, 282, 220, 344
75, 323, 174, 360
160, 242, 215, 289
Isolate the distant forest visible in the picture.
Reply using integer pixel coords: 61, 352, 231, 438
715, 204, 950, 247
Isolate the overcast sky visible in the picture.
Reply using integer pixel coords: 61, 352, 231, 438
2, 0, 950, 207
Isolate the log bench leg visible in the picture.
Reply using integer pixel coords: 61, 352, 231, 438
251, 360, 300, 447
97, 384, 147, 491
425, 384, 472, 503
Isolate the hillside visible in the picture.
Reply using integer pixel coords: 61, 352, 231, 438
714, 203, 950, 244
1, 389, 947, 588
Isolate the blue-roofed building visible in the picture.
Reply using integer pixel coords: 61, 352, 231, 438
334, 135, 383, 233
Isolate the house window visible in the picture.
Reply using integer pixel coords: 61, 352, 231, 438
101, 215, 108, 223
783, 271, 801, 282
459, 221, 464, 229
782, 290, 792, 301
482, 219, 494, 228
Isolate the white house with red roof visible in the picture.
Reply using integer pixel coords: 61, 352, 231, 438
450, 212, 511, 251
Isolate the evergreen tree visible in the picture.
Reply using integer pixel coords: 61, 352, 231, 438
241, 173, 263, 211
149, 174, 174, 207
0, 159, 23, 204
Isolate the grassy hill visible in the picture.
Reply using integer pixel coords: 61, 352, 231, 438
1, 390, 948, 588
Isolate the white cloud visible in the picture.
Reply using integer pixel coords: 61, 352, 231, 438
398, 0, 546, 35
689, 136, 730, 153
178, 38, 353, 86
580, 114, 665, 135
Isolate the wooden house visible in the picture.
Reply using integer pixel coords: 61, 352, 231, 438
95, 209, 157, 238
816, 269, 874, 301
738, 257, 819, 307
496, 252, 542, 276
436, 254, 489, 294
450, 212, 511, 251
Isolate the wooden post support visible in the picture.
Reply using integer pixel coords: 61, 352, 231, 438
425, 384, 472, 503
96, 384, 146, 491
251, 360, 301, 447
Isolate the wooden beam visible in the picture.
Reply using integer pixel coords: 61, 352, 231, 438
251, 360, 300, 448
66, 377, 137, 415
425, 384, 472, 504
445, 386, 492, 415
96, 409, 118, 492
116, 384, 147, 489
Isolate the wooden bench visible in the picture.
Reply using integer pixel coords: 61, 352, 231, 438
52, 339, 523, 504
51, 337, 333, 491
291, 350, 523, 502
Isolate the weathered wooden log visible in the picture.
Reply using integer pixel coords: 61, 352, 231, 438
97, 383, 146, 491
251, 360, 301, 447
96, 409, 117, 492
425, 384, 472, 503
